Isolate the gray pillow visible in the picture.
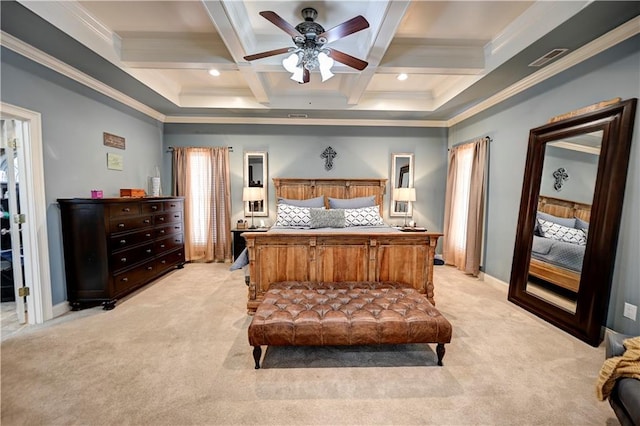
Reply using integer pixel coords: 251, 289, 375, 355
310, 208, 345, 228
575, 217, 589, 230
328, 196, 376, 209
278, 196, 325, 208
536, 211, 576, 228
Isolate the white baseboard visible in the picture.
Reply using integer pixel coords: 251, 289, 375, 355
478, 271, 509, 287
52, 301, 71, 318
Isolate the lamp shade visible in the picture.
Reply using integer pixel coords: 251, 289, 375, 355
243, 186, 263, 202
393, 187, 416, 202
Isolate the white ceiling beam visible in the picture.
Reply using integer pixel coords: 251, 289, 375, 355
380, 41, 484, 74
344, 0, 411, 105
200, 0, 270, 104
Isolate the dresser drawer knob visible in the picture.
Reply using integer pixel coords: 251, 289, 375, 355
152, 205, 158, 210
159, 217, 165, 222
170, 204, 176, 207
118, 223, 125, 228
119, 239, 126, 245
159, 230, 165, 234
122, 208, 130, 212
144, 219, 151, 224
161, 260, 166, 264
160, 244, 165, 249
174, 214, 180, 218
146, 249, 152, 254
146, 233, 152, 238
121, 277, 128, 282
121, 257, 127, 263
146, 266, 153, 271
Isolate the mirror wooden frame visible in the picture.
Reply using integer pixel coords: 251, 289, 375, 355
243, 151, 268, 217
390, 153, 414, 217
508, 98, 637, 346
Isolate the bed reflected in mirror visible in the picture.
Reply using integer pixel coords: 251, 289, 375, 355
525, 131, 601, 314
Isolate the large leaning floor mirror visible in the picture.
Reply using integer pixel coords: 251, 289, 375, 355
508, 98, 637, 346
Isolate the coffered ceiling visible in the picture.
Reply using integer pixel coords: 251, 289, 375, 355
2, 1, 639, 125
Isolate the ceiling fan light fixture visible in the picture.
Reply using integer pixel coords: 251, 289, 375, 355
208, 69, 220, 77
318, 52, 335, 82
290, 67, 304, 83
282, 53, 301, 73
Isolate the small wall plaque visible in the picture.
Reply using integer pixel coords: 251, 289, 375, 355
107, 153, 123, 171
103, 132, 125, 150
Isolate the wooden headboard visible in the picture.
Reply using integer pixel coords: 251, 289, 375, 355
273, 178, 387, 211
538, 195, 591, 222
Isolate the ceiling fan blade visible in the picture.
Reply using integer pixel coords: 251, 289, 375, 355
259, 11, 301, 38
244, 47, 292, 62
302, 68, 310, 84
327, 49, 368, 71
318, 15, 369, 43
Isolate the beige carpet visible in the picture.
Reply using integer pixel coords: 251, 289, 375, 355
1, 263, 618, 425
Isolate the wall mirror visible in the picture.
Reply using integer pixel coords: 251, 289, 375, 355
508, 98, 637, 346
243, 151, 268, 217
390, 153, 414, 217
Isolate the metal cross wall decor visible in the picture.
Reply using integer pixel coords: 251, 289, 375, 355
553, 167, 569, 191
321, 146, 337, 170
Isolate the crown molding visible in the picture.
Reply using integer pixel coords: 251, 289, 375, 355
448, 15, 640, 127
163, 115, 447, 128
1, 31, 166, 122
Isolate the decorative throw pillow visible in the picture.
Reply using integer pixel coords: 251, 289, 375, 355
310, 208, 345, 228
575, 217, 590, 231
537, 218, 587, 245
275, 204, 313, 227
277, 196, 325, 208
328, 196, 376, 209
537, 211, 576, 228
344, 206, 385, 227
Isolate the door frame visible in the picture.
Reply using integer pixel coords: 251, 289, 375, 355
1, 102, 52, 324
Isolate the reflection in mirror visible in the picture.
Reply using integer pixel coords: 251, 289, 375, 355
525, 132, 601, 314
508, 98, 637, 346
390, 153, 414, 217
243, 152, 268, 217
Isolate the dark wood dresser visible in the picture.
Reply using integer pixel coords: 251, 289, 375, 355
57, 197, 185, 310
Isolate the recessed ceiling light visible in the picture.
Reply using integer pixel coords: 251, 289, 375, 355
397, 73, 408, 81
208, 69, 220, 77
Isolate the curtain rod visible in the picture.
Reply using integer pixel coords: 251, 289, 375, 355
166, 146, 233, 152
449, 135, 492, 150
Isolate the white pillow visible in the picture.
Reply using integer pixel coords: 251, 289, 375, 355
537, 219, 587, 245
275, 204, 313, 227
344, 206, 385, 227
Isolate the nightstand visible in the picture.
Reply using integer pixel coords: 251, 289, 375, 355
231, 228, 268, 261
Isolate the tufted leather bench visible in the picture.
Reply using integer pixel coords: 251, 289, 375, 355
248, 281, 452, 369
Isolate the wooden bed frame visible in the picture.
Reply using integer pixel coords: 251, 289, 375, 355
242, 178, 443, 313
528, 195, 591, 293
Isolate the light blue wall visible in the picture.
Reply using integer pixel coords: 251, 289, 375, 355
1, 49, 164, 305
449, 35, 640, 334
163, 125, 448, 232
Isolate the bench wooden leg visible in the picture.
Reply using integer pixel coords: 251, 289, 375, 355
253, 346, 262, 369
436, 343, 446, 366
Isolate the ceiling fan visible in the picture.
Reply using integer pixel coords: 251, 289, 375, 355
243, 7, 370, 84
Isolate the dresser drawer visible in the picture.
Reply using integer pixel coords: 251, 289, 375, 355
154, 211, 182, 225
155, 234, 184, 255
155, 223, 183, 238
142, 202, 163, 214
110, 228, 154, 252
110, 215, 153, 233
111, 242, 154, 272
109, 203, 141, 217
164, 200, 182, 211
156, 248, 185, 273
112, 260, 155, 296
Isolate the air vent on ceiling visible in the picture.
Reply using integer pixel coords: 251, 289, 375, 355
288, 113, 308, 119
529, 48, 569, 67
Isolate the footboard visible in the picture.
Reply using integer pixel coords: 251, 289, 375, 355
243, 230, 442, 313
